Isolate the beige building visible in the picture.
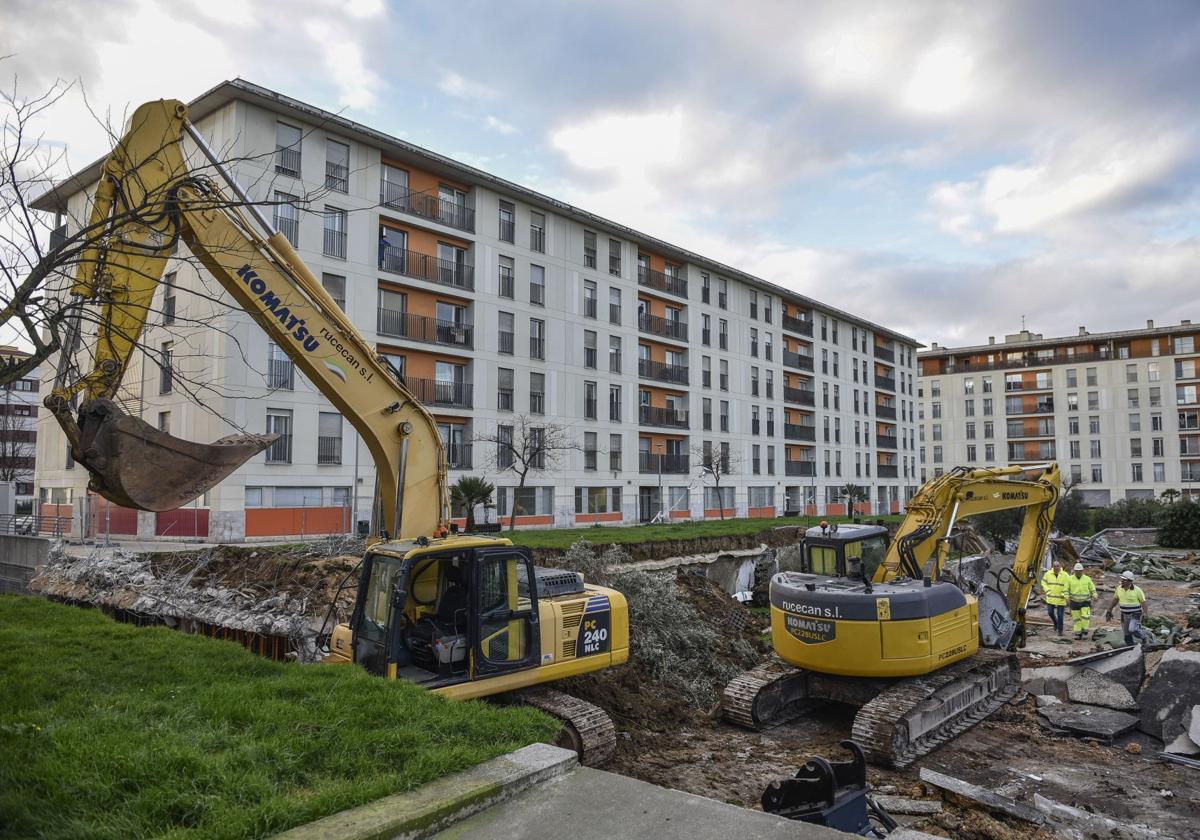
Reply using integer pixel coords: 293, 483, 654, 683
33, 79, 921, 541
918, 322, 1200, 505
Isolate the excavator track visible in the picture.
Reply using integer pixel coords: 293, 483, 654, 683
850, 650, 1020, 768
511, 687, 616, 767
722, 656, 815, 730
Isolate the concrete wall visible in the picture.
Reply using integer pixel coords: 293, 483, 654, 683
0, 535, 50, 594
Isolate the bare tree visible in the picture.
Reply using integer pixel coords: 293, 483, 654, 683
692, 442, 740, 520
476, 415, 576, 531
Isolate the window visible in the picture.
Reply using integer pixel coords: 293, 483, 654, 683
1067, 393, 1079, 411
583, 381, 598, 420
718, 277, 728, 309
1090, 440, 1102, 458
701, 314, 711, 346
162, 271, 176, 324
1126, 363, 1138, 383
584, 432, 598, 470
159, 341, 173, 394
1177, 385, 1198, 405
765, 370, 774, 399
529, 211, 546, 252
1070, 440, 1081, 458
321, 206, 347, 258
965, 399, 975, 416
497, 368, 514, 411
1152, 437, 1165, 457
584, 230, 597, 267
750, 328, 758, 357
749, 290, 758, 319
275, 121, 301, 176
1128, 388, 1140, 408
582, 330, 597, 369
267, 341, 294, 389
965, 422, 975, 439
1131, 438, 1143, 457
1129, 414, 1141, 432
701, 273, 710, 304
719, 319, 728, 350
983, 398, 993, 416
702, 398, 712, 431
497, 424, 514, 468
494, 255, 515, 299
1088, 391, 1099, 411
529, 264, 545, 306
932, 423, 942, 441
610, 434, 623, 471
494, 311, 514, 355
1154, 462, 1166, 482
583, 280, 597, 318
984, 421, 994, 438
265, 409, 293, 464
321, 273, 345, 310
752, 444, 761, 474
1174, 336, 1195, 354
1089, 416, 1100, 434
273, 191, 299, 246
982, 375, 993, 393
529, 427, 546, 469
985, 443, 995, 461
499, 201, 515, 242
931, 402, 941, 419
1068, 416, 1080, 435
1091, 464, 1103, 483
529, 372, 546, 414
750, 367, 760, 397
702, 356, 712, 388
963, 378, 975, 394
156, 411, 170, 433
529, 318, 545, 359
1086, 367, 1098, 386
609, 385, 622, 422
1151, 413, 1164, 431
325, 139, 349, 192
933, 445, 943, 464
719, 400, 730, 432
764, 295, 773, 324
609, 288, 622, 324
609, 336, 622, 373
966, 444, 977, 462
318, 412, 343, 465
719, 359, 729, 391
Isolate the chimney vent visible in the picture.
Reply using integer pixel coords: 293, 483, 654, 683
1147, 319, 1154, 329
988, 336, 995, 345
1183, 319, 1192, 326
1078, 326, 1087, 336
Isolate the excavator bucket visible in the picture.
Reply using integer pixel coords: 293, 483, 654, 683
74, 398, 276, 512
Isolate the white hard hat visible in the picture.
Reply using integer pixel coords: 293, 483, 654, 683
1121, 570, 1135, 580
1073, 563, 1084, 571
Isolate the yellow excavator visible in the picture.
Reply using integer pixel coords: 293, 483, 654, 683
44, 99, 627, 764
724, 463, 1060, 767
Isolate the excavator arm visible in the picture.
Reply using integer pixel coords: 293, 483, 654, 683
44, 99, 448, 539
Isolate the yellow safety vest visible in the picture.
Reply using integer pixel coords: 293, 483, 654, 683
1066, 574, 1097, 606
1116, 584, 1146, 613
1041, 569, 1069, 606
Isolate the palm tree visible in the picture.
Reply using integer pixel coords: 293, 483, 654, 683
450, 476, 495, 531
839, 483, 869, 513
1161, 488, 1182, 505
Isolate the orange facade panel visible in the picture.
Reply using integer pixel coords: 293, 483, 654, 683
381, 158, 469, 196
379, 218, 471, 254
245, 507, 351, 537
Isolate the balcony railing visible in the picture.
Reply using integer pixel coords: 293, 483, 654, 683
874, 344, 896, 362
784, 351, 814, 372
875, 375, 896, 392
877, 464, 899, 478
276, 216, 299, 246
499, 218, 514, 242
638, 359, 689, 385
530, 228, 545, 253
1004, 380, 1054, 392
876, 404, 897, 420
446, 443, 473, 470
1008, 426, 1055, 439
584, 297, 597, 318
376, 308, 474, 348
530, 337, 545, 360
782, 314, 813, 337
785, 460, 816, 477
403, 377, 473, 409
267, 358, 294, 390
935, 349, 1113, 374
498, 332, 514, 354
379, 244, 474, 291
609, 255, 621, 276
325, 160, 348, 192
877, 435, 898, 450
379, 181, 475, 232
1007, 400, 1055, 416
637, 266, 688, 298
639, 405, 689, 429
317, 435, 342, 465
784, 387, 816, 406
323, 228, 347, 259
784, 423, 816, 442
275, 146, 301, 177
497, 388, 513, 411
638, 452, 690, 475
638, 312, 688, 341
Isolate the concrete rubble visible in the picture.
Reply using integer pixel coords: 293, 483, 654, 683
1033, 793, 1167, 840
1137, 648, 1200, 741
1065, 668, 1139, 711
1037, 702, 1140, 740
1055, 533, 1200, 582
870, 795, 942, 816
917, 768, 1044, 825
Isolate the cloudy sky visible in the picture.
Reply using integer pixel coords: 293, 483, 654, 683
5, 0, 1199, 347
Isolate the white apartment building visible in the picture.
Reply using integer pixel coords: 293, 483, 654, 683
1, 346, 39, 515
918, 322, 1200, 506
33, 80, 920, 541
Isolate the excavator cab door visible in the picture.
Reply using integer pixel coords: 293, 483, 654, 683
470, 548, 539, 679
350, 553, 406, 676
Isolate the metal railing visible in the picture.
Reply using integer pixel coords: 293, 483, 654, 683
530, 227, 545, 252
323, 228, 347, 258
317, 435, 342, 465
877, 435, 898, 450
875, 375, 896, 392
529, 392, 545, 414
498, 332, 514, 354
783, 314, 813, 336
379, 243, 475, 291
379, 181, 475, 232
637, 266, 688, 297
609, 303, 621, 324
403, 377, 473, 409
267, 358, 294, 390
1006, 400, 1055, 415
376, 308, 474, 348
638, 359, 689, 385
499, 218, 515, 242
785, 460, 816, 477
877, 465, 899, 478
530, 283, 545, 306
584, 297, 597, 318
325, 160, 348, 192
784, 387, 816, 406
935, 349, 1113, 374
609, 254, 621, 276
876, 405, 897, 420
785, 423, 816, 441
497, 388, 514, 411
784, 350, 814, 372
584, 247, 596, 268
446, 443, 473, 469
530, 337, 545, 360
874, 345, 895, 362
275, 145, 301, 176
638, 453, 690, 474
498, 269, 514, 299
638, 312, 688, 341
0, 513, 72, 537
266, 433, 293, 464
276, 215, 299, 246
639, 405, 689, 429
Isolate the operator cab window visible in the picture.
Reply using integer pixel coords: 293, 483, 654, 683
808, 545, 839, 577
843, 536, 888, 582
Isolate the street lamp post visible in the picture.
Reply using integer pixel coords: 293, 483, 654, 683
656, 443, 665, 523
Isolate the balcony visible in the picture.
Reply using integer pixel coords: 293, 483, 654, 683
637, 266, 688, 298
876, 404, 897, 420
877, 464, 899, 478
317, 435, 342, 465
325, 160, 348, 193
379, 244, 474, 291
639, 405, 689, 429
784, 423, 816, 442
377, 308, 473, 349
638, 452, 690, 475
937, 349, 1114, 374
1005, 380, 1053, 392
323, 229, 347, 259
785, 460, 816, 477
784, 386, 816, 407
275, 145, 301, 177
875, 375, 896, 392
446, 443, 473, 470
1007, 399, 1055, 416
874, 345, 896, 363
403, 377, 473, 409
1008, 424, 1056, 439
638, 312, 688, 342
380, 181, 475, 233
782, 314, 814, 337
639, 359, 689, 385
784, 351, 814, 372
877, 435, 898, 450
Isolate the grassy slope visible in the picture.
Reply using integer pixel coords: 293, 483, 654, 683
0, 597, 559, 840
507, 514, 905, 550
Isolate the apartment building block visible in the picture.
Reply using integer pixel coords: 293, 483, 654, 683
918, 322, 1200, 505
1, 346, 39, 515
32, 80, 920, 541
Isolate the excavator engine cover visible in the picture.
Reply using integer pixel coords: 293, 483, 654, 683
74, 398, 276, 511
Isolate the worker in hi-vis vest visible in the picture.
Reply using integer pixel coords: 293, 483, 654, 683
1040, 558, 1070, 637
1065, 562, 1098, 640
1105, 570, 1150, 646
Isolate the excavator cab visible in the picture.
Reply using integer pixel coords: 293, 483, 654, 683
801, 523, 890, 582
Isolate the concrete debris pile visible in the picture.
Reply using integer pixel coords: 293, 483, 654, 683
1054, 535, 1200, 581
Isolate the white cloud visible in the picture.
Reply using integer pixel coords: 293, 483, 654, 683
903, 42, 974, 114
303, 20, 385, 110
484, 115, 517, 135
437, 71, 495, 100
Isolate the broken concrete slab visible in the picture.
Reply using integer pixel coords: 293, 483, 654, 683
1066, 668, 1139, 711
1020, 664, 1076, 698
885, 830, 947, 840
1033, 793, 1166, 840
1035, 694, 1062, 708
1189, 704, 1200, 746
1137, 648, 1200, 740
917, 768, 1043, 825
871, 795, 942, 816
1037, 702, 1139, 740
1164, 731, 1200, 756
1069, 644, 1144, 695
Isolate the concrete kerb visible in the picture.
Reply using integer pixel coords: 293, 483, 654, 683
271, 743, 578, 840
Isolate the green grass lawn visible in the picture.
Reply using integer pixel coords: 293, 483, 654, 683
506, 513, 905, 550
0, 597, 559, 840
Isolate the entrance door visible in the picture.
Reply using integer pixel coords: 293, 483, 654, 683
352, 553, 404, 676
638, 487, 660, 523
471, 548, 539, 678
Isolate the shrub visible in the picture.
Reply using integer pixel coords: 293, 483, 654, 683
1157, 499, 1200, 549
1053, 489, 1090, 535
1090, 498, 1164, 532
